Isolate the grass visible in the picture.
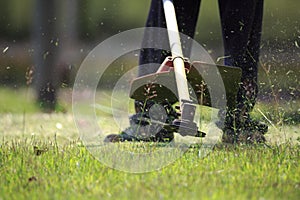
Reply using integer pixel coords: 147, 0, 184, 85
0, 87, 39, 113
0, 133, 299, 200
0, 87, 299, 199
0, 87, 72, 114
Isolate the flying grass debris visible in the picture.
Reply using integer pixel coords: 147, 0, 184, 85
3, 46, 9, 53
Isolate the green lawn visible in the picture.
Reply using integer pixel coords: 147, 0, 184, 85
0, 88, 299, 200
0, 126, 299, 200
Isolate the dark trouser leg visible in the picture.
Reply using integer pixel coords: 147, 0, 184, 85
137, 0, 200, 112
218, 0, 267, 143
133, 0, 201, 140
139, 0, 200, 75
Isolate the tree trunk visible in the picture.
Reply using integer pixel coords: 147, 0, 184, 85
32, 0, 59, 112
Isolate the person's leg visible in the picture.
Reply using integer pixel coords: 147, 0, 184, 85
218, 0, 267, 143
137, 0, 202, 141
139, 0, 201, 75
105, 0, 201, 142
136, 0, 201, 116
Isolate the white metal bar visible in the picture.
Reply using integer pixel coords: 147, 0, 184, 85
162, 0, 190, 104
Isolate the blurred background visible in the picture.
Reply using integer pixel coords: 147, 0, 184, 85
0, 0, 299, 123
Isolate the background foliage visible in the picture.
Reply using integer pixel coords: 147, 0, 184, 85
0, 0, 298, 41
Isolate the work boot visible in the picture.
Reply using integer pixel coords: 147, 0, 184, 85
221, 114, 268, 144
104, 100, 179, 143
221, 78, 268, 144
